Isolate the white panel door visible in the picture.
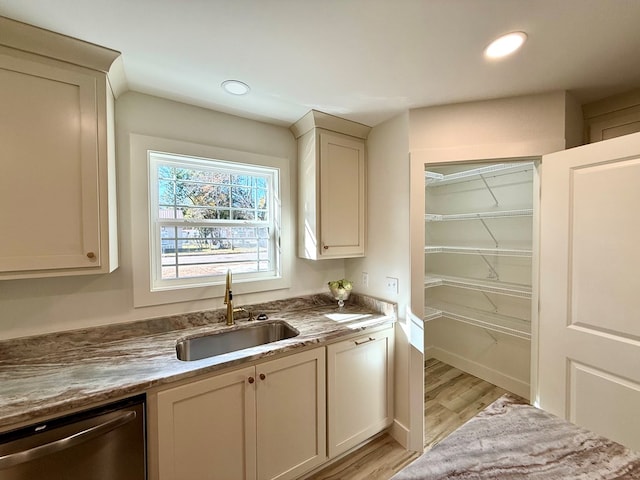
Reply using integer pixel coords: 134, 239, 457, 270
538, 131, 640, 451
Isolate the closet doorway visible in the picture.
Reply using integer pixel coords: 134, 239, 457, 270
410, 157, 540, 451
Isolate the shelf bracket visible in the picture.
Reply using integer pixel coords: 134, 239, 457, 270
479, 174, 499, 206
479, 254, 500, 281
481, 291, 498, 312
482, 328, 499, 344
479, 219, 499, 247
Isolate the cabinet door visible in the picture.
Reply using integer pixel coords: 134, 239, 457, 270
319, 132, 365, 258
0, 52, 105, 275
327, 327, 394, 458
589, 110, 640, 142
157, 366, 257, 480
256, 348, 326, 480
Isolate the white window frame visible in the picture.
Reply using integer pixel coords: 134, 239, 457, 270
149, 151, 281, 291
130, 134, 291, 308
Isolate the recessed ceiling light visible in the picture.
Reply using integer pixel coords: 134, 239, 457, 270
484, 31, 527, 59
221, 79, 250, 95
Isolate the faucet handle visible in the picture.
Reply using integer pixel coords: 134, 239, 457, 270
233, 307, 254, 321
224, 270, 232, 304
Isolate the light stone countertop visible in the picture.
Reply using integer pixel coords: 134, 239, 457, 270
0, 294, 395, 430
391, 394, 640, 479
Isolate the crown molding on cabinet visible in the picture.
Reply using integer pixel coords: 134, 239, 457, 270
0, 15, 120, 74
582, 89, 640, 120
290, 109, 372, 140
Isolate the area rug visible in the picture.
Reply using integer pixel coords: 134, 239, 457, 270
392, 394, 640, 479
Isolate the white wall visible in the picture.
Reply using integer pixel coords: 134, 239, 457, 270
345, 111, 412, 443
409, 91, 580, 152
346, 112, 410, 309
0, 92, 344, 340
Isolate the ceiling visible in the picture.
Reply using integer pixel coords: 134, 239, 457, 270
2, 0, 640, 127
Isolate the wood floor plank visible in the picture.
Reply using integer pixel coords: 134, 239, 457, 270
305, 434, 419, 480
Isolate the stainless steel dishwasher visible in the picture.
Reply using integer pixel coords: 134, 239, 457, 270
0, 394, 146, 480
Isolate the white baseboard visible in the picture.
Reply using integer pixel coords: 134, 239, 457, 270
424, 345, 435, 358
389, 419, 410, 449
428, 347, 530, 400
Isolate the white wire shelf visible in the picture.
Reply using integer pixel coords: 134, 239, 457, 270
423, 301, 531, 340
425, 162, 534, 186
424, 306, 442, 322
424, 246, 532, 257
424, 275, 532, 299
425, 209, 533, 222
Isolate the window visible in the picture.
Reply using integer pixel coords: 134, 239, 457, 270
130, 134, 290, 308
148, 151, 281, 291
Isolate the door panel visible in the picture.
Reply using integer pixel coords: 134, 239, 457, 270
570, 158, 640, 339
569, 360, 640, 450
538, 131, 640, 451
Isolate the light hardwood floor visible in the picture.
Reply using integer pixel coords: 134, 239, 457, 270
306, 359, 511, 480
423, 357, 509, 449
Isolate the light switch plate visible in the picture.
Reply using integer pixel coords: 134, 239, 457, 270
385, 276, 398, 294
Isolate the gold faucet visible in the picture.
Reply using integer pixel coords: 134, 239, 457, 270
224, 270, 234, 326
224, 270, 254, 325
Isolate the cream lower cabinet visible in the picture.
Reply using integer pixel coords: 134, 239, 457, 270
155, 347, 326, 480
326, 326, 394, 458
156, 365, 256, 480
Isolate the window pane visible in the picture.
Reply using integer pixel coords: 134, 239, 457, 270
232, 174, 251, 186
232, 209, 255, 220
158, 180, 175, 204
232, 186, 253, 209
157, 165, 175, 180
162, 267, 178, 279
159, 207, 177, 219
256, 188, 267, 209
180, 206, 230, 220
160, 226, 177, 252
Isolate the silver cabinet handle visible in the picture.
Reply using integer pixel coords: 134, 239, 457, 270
0, 410, 136, 470
354, 337, 375, 346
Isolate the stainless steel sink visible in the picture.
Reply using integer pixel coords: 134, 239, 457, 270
176, 321, 299, 361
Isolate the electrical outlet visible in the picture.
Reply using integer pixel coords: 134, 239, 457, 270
362, 272, 369, 287
385, 276, 398, 294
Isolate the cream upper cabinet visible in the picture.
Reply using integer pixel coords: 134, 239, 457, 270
291, 110, 370, 260
326, 326, 394, 458
583, 89, 640, 143
154, 347, 326, 480
0, 17, 120, 279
